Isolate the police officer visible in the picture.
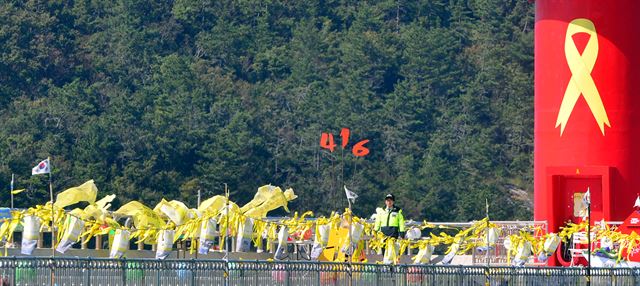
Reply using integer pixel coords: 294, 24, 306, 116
374, 194, 406, 238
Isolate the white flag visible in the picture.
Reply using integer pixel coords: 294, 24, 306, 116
344, 185, 358, 201
31, 158, 51, 175
634, 195, 640, 209
582, 188, 591, 206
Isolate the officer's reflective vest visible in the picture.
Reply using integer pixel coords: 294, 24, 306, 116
374, 206, 405, 238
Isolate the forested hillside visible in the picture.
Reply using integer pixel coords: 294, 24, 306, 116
0, 0, 534, 221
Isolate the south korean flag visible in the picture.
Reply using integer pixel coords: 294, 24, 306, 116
32, 158, 51, 175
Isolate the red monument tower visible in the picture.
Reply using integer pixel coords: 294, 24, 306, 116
534, 1, 640, 264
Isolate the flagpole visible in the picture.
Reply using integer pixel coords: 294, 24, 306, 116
484, 199, 491, 286
222, 183, 231, 285
194, 189, 201, 259
224, 183, 229, 260
9, 174, 14, 246
347, 191, 352, 256
47, 157, 56, 286
48, 157, 55, 257
347, 187, 353, 286
486, 198, 490, 268
10, 174, 14, 210
586, 187, 591, 286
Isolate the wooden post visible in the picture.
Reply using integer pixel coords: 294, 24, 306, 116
95, 235, 103, 250
37, 232, 43, 248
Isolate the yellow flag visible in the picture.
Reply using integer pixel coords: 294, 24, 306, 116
67, 194, 116, 222
10, 189, 25, 195
153, 199, 191, 226
243, 187, 297, 219
95, 194, 116, 209
114, 201, 164, 229
198, 195, 240, 215
54, 180, 98, 208
240, 185, 275, 213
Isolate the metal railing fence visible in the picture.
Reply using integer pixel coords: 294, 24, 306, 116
1, 220, 549, 264
0, 257, 637, 286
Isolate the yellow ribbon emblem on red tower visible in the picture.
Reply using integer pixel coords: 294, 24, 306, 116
555, 18, 610, 136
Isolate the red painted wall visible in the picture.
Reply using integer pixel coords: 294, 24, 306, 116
535, 0, 640, 235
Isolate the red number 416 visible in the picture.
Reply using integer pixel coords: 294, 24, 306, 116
319, 128, 370, 157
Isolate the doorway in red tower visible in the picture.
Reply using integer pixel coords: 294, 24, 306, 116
554, 175, 603, 222
547, 166, 612, 229
545, 166, 612, 266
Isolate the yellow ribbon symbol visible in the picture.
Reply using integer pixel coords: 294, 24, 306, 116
555, 18, 610, 136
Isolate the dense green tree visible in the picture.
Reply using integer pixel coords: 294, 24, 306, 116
0, 0, 534, 221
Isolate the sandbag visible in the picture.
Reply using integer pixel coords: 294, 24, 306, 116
274, 226, 288, 260
21, 215, 41, 255
56, 215, 85, 254
441, 242, 460, 265
383, 239, 400, 264
543, 233, 561, 255
341, 222, 364, 255
412, 244, 435, 264
235, 217, 254, 252
405, 228, 422, 240
513, 241, 532, 266
310, 224, 330, 260
110, 229, 130, 258
198, 218, 217, 254
486, 227, 499, 246
156, 229, 175, 259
